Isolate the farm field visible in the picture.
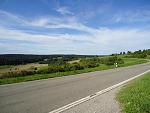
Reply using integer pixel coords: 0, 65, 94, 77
0, 63, 48, 75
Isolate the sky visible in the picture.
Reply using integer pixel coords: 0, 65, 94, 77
0, 0, 150, 55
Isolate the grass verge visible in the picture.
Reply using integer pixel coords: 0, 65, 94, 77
117, 72, 150, 113
0, 58, 148, 85
146, 55, 150, 59
0, 64, 114, 85
119, 58, 148, 67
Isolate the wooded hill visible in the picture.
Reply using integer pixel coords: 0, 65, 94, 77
0, 54, 100, 65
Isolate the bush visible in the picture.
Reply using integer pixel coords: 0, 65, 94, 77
0, 70, 36, 79
69, 62, 84, 70
100, 56, 124, 65
46, 62, 84, 73
132, 53, 147, 58
116, 58, 124, 64
79, 58, 99, 68
39, 57, 100, 74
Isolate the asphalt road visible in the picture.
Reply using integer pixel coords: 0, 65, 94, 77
0, 62, 150, 113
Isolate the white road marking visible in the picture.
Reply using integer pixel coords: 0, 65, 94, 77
49, 69, 150, 113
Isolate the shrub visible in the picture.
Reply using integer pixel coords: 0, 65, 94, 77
100, 56, 124, 65
0, 70, 36, 79
69, 62, 84, 70
132, 53, 147, 58
79, 58, 99, 68
116, 58, 124, 64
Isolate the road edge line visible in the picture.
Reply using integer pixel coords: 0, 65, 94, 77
49, 69, 150, 113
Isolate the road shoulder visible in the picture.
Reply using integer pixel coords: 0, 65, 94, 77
62, 86, 122, 113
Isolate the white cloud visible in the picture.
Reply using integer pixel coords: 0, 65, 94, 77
0, 10, 150, 54
0, 10, 27, 26
56, 6, 73, 15
0, 10, 95, 34
0, 26, 150, 54
112, 9, 150, 23
30, 18, 50, 26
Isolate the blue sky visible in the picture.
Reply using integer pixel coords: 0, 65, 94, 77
0, 0, 150, 55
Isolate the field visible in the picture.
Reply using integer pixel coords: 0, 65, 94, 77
117, 72, 150, 113
68, 59, 80, 63
0, 57, 148, 85
0, 63, 48, 75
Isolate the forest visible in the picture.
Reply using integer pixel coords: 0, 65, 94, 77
0, 54, 98, 65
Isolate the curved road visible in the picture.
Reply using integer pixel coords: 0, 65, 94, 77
0, 62, 150, 113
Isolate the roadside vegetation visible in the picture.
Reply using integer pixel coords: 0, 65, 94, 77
0, 56, 123, 79
118, 49, 150, 59
117, 72, 150, 113
0, 49, 149, 84
0, 63, 47, 75
119, 58, 147, 67
146, 55, 150, 59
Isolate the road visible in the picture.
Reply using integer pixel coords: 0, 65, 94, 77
0, 62, 150, 113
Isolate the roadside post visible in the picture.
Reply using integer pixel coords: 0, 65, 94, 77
115, 62, 118, 68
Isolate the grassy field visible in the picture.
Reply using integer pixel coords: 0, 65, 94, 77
117, 72, 150, 113
119, 58, 148, 67
0, 63, 48, 75
0, 58, 148, 85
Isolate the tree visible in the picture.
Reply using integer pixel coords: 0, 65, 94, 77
123, 52, 126, 54
127, 51, 132, 54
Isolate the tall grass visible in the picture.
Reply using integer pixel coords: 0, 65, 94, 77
117, 72, 150, 113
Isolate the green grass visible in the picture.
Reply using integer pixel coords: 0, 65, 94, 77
117, 72, 150, 113
0, 58, 148, 85
119, 58, 148, 67
146, 55, 150, 59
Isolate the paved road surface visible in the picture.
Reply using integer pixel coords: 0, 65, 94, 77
0, 62, 150, 113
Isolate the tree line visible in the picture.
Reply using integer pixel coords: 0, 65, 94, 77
0, 54, 98, 65
119, 49, 150, 58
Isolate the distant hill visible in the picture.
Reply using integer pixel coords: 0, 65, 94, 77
0, 54, 101, 65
